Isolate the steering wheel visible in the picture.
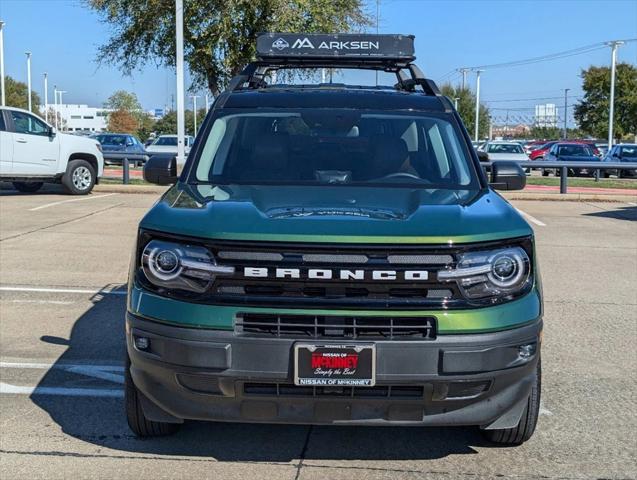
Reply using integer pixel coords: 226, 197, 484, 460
378, 172, 422, 180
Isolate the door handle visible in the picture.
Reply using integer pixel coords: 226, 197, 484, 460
16, 138, 27, 143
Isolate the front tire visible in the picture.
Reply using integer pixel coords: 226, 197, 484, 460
482, 360, 541, 446
62, 159, 96, 195
125, 356, 180, 437
12, 181, 43, 193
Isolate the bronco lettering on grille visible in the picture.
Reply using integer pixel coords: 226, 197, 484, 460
242, 267, 428, 281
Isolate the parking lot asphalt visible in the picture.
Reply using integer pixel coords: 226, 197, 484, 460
0, 187, 636, 480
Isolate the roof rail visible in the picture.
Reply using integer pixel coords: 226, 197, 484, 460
225, 33, 443, 97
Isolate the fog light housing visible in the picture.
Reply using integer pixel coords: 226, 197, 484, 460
518, 343, 537, 360
134, 336, 150, 351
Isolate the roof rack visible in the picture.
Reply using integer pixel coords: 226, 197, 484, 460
226, 33, 443, 97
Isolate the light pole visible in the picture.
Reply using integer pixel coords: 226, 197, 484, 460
43, 73, 48, 122
190, 95, 200, 136
57, 90, 67, 130
175, 0, 186, 165
25, 52, 32, 111
205, 94, 209, 113
563, 88, 569, 139
453, 97, 459, 110
53, 85, 58, 129
607, 41, 624, 147
0, 21, 5, 106
474, 70, 483, 142
459, 68, 469, 90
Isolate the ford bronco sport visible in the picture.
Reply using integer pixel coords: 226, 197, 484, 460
126, 34, 542, 445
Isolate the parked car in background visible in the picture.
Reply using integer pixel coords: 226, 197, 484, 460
603, 144, 637, 178
93, 133, 146, 166
530, 140, 600, 161
542, 142, 601, 177
523, 140, 546, 155
595, 143, 609, 157
146, 135, 195, 156
480, 142, 529, 161
0, 106, 103, 194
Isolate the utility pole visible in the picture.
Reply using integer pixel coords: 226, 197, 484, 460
459, 68, 469, 90
454, 97, 459, 110
205, 94, 209, 113
563, 88, 569, 139
474, 70, 483, 142
0, 21, 5, 106
43, 73, 48, 122
53, 86, 58, 129
375, 0, 380, 86
25, 52, 32, 111
190, 95, 199, 136
175, 0, 186, 165
607, 40, 624, 147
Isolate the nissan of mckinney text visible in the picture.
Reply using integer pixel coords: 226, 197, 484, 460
125, 34, 543, 445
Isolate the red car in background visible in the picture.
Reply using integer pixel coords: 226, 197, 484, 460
529, 140, 600, 160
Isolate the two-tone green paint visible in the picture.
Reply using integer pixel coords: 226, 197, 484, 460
132, 181, 539, 334
128, 284, 541, 334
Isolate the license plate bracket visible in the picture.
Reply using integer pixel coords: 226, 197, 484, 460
294, 344, 376, 386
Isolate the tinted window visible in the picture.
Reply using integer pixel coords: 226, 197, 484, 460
0, 111, 5, 131
11, 111, 48, 136
96, 134, 128, 146
557, 145, 593, 156
193, 110, 477, 189
620, 146, 637, 158
154, 136, 178, 146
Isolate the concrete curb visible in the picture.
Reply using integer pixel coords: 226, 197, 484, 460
94, 184, 169, 194
502, 192, 637, 202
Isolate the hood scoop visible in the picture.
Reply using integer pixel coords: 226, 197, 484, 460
266, 206, 405, 220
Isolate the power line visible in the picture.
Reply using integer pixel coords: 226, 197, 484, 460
460, 38, 637, 72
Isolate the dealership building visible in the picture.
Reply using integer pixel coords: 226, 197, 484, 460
40, 104, 113, 132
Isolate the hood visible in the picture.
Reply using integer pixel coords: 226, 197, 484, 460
139, 183, 531, 244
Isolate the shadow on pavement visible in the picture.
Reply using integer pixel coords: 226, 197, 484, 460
583, 205, 637, 221
31, 289, 489, 462
0, 182, 67, 195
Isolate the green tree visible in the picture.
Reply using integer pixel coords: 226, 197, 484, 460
3, 76, 41, 112
154, 108, 206, 136
440, 84, 490, 139
104, 90, 142, 112
86, 0, 370, 95
574, 63, 637, 141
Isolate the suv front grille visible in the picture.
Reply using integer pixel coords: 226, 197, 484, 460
235, 313, 436, 340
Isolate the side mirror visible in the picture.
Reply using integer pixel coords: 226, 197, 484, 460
143, 154, 178, 185
490, 161, 526, 191
476, 150, 489, 162
47, 126, 56, 138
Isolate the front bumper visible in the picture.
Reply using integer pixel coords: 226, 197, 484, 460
127, 312, 541, 427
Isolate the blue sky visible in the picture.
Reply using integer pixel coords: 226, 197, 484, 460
1, 0, 636, 126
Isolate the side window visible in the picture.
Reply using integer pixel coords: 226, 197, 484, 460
11, 111, 49, 136
0, 110, 6, 131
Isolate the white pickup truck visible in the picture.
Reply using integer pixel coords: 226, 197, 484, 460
0, 106, 104, 194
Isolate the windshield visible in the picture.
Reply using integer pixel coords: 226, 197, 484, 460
487, 143, 524, 154
154, 136, 178, 146
191, 110, 478, 189
558, 145, 594, 156
96, 135, 129, 146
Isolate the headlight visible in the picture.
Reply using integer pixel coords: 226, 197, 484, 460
141, 240, 234, 293
438, 246, 531, 300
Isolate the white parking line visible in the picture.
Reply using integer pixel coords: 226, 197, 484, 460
0, 286, 127, 295
0, 382, 124, 397
7, 299, 75, 305
515, 208, 547, 227
628, 202, 637, 206
28, 193, 118, 211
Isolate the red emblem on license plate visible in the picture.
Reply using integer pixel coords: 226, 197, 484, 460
311, 352, 359, 370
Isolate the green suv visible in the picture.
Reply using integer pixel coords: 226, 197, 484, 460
126, 34, 542, 445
